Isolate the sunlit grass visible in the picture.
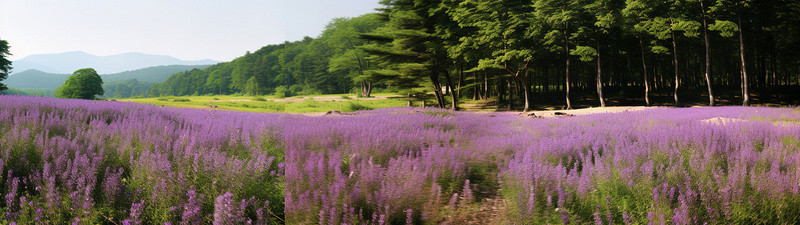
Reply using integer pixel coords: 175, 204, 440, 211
117, 94, 406, 113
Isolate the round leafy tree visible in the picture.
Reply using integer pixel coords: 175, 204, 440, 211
56, 68, 104, 99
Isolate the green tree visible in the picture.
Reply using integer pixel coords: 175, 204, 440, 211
206, 70, 230, 95
623, 0, 656, 106
324, 14, 385, 97
535, 0, 583, 109
244, 76, 262, 96
56, 68, 104, 99
0, 39, 11, 91
362, 0, 451, 108
455, 0, 540, 111
709, 0, 750, 105
695, 0, 716, 106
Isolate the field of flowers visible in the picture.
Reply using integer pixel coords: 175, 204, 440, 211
0, 96, 284, 224
4, 95, 800, 224
286, 107, 800, 224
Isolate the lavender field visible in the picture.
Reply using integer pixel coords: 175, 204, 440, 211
286, 107, 800, 224
3, 96, 800, 224
0, 96, 284, 224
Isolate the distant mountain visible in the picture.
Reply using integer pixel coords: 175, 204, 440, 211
6, 64, 212, 90
10, 51, 220, 74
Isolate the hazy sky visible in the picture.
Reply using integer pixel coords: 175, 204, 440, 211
0, 0, 381, 61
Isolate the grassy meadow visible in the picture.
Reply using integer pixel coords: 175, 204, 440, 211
116, 93, 407, 113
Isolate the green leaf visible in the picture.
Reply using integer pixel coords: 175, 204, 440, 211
570, 46, 598, 62
709, 20, 739, 37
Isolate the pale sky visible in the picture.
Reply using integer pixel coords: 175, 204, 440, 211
0, 0, 382, 61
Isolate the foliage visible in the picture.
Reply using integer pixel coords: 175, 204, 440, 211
273, 85, 291, 98
143, 0, 800, 108
0, 88, 53, 97
101, 79, 153, 98
148, 14, 387, 97
55, 68, 104, 100
0, 39, 10, 91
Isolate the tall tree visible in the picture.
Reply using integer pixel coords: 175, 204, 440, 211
0, 39, 11, 92
362, 0, 451, 108
206, 70, 230, 95
455, 0, 539, 111
244, 76, 262, 96
696, 0, 716, 106
709, 0, 751, 106
623, 0, 658, 106
535, 0, 582, 109
323, 14, 385, 97
569, 0, 621, 107
583, 0, 626, 107
638, 1, 699, 106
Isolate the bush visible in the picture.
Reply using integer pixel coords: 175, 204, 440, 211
173, 98, 190, 102
347, 102, 372, 111
274, 86, 291, 99
289, 85, 303, 96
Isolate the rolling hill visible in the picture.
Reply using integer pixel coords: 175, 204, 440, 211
11, 51, 219, 74
5, 64, 212, 90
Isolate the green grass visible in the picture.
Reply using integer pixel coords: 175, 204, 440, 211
118, 94, 406, 113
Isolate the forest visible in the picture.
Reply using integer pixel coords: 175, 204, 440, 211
147, 0, 800, 110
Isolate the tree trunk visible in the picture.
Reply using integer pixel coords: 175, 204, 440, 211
473, 73, 478, 100
366, 82, 372, 97
430, 73, 446, 108
347, 38, 371, 98
444, 72, 457, 110
738, 15, 749, 106
698, 0, 715, 106
483, 73, 489, 100
507, 79, 513, 110
671, 22, 680, 107
522, 69, 532, 112
564, 23, 572, 109
457, 65, 463, 101
596, 40, 606, 107
639, 37, 650, 106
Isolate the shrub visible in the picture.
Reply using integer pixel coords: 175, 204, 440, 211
274, 86, 291, 99
347, 102, 371, 111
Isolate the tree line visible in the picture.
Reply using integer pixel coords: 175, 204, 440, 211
140, 0, 800, 110
360, 0, 800, 111
147, 14, 385, 98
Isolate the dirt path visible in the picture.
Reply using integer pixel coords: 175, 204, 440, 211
520, 106, 655, 118
301, 106, 656, 118
442, 195, 509, 225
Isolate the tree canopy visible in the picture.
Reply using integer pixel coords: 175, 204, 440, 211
56, 68, 104, 100
147, 14, 387, 98
147, 0, 800, 108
